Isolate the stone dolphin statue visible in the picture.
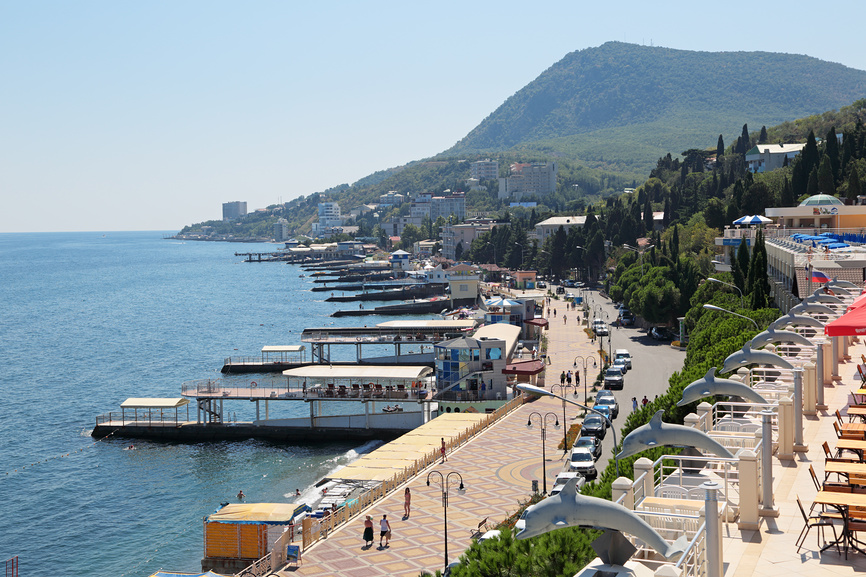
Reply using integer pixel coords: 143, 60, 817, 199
678, 368, 768, 407
516, 476, 689, 561
829, 280, 858, 289
803, 290, 844, 305
789, 302, 837, 316
721, 344, 795, 373
770, 312, 825, 331
749, 327, 815, 349
617, 411, 735, 460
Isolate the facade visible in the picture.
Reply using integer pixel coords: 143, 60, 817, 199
745, 143, 806, 173
434, 323, 520, 402
498, 162, 557, 200
470, 159, 499, 181
441, 221, 498, 260
412, 239, 438, 256
431, 193, 466, 222
379, 191, 405, 206
534, 216, 586, 245
381, 215, 425, 238
765, 194, 865, 229
274, 218, 290, 241
312, 202, 343, 238
222, 201, 247, 221
389, 249, 411, 271
446, 264, 480, 304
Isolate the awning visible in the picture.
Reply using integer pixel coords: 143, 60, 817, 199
282, 365, 433, 380
120, 398, 190, 409
261, 345, 305, 353
205, 503, 296, 525
825, 306, 866, 336
501, 359, 545, 375
524, 318, 549, 328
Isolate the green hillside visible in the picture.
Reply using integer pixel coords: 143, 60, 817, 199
445, 42, 866, 174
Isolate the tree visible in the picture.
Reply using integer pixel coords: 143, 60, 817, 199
716, 135, 725, 160
781, 176, 794, 207
758, 126, 768, 144
807, 167, 819, 197
454, 241, 464, 261
825, 126, 840, 183
740, 124, 750, 154
848, 166, 863, 202
731, 238, 748, 295
817, 155, 836, 195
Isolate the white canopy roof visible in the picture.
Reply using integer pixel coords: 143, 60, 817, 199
121, 398, 190, 409
261, 345, 306, 353
282, 365, 433, 380
376, 320, 476, 329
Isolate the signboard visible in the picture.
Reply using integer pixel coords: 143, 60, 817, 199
722, 239, 751, 246
286, 545, 301, 565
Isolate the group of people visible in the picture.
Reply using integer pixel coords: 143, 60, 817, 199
559, 369, 580, 386
630, 396, 654, 411
361, 487, 411, 548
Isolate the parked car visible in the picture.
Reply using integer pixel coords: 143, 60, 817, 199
650, 326, 674, 341
573, 434, 602, 460
612, 357, 629, 375
593, 320, 610, 336
592, 404, 612, 423
619, 310, 636, 326
614, 349, 633, 370
556, 286, 566, 294
536, 281, 547, 289
566, 292, 576, 299
603, 366, 624, 390
568, 447, 598, 480
550, 472, 586, 496
594, 394, 619, 419
582, 414, 606, 439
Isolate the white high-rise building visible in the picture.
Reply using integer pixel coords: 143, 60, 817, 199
498, 162, 557, 200
470, 159, 499, 181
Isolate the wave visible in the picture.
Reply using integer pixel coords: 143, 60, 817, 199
284, 439, 383, 502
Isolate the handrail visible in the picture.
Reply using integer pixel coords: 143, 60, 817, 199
675, 521, 707, 573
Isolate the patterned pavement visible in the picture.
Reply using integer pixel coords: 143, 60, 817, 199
278, 292, 595, 576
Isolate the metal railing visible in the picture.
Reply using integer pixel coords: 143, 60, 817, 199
95, 411, 185, 427
652, 454, 739, 506
675, 522, 708, 577
235, 552, 271, 577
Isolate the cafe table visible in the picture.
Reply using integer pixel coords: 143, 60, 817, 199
813, 490, 866, 556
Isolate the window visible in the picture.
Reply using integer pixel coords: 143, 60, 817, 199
459, 284, 469, 292
486, 348, 502, 360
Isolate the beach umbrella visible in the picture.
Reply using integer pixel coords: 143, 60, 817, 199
732, 215, 754, 225
825, 305, 866, 336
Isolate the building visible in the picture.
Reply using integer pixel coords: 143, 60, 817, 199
470, 159, 499, 181
312, 202, 343, 237
274, 218, 290, 241
765, 193, 862, 229
381, 215, 425, 238
446, 263, 480, 305
389, 249, 411, 272
412, 239, 438, 256
745, 143, 806, 173
222, 201, 247, 221
534, 216, 586, 245
379, 191, 405, 206
498, 162, 557, 200
409, 192, 466, 223
441, 221, 498, 260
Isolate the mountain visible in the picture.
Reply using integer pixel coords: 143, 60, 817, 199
445, 42, 866, 174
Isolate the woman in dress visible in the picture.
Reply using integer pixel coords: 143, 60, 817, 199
362, 515, 374, 547
404, 488, 411, 518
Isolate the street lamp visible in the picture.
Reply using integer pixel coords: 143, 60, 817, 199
485, 242, 497, 266
706, 277, 744, 309
550, 383, 579, 453
519, 383, 619, 477
702, 304, 759, 330
573, 355, 599, 405
526, 411, 560, 494
426, 471, 465, 571
623, 243, 655, 276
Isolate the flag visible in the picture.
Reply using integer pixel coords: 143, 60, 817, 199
811, 269, 830, 283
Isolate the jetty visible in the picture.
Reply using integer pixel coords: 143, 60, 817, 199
221, 345, 307, 374
331, 296, 452, 317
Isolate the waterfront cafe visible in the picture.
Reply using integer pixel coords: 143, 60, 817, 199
282, 365, 434, 400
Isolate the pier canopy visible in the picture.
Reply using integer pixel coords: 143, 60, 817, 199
282, 365, 433, 397
206, 503, 296, 524
260, 345, 306, 362
118, 398, 190, 426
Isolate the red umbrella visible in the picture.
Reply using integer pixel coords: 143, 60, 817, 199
825, 305, 866, 336
847, 291, 866, 312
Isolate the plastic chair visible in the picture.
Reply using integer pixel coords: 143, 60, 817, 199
796, 495, 840, 554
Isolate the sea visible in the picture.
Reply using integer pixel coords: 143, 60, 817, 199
0, 231, 436, 577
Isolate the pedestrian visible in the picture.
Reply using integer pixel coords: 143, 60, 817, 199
560, 371, 566, 385
440, 438, 447, 462
563, 314, 567, 325
566, 370, 572, 386
404, 488, 411, 519
553, 309, 557, 318
632, 397, 638, 412
642, 395, 649, 407
575, 371, 580, 385
379, 514, 391, 548
363, 515, 374, 547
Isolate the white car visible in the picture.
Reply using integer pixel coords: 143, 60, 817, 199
614, 349, 632, 370
593, 319, 610, 336
550, 472, 585, 496
569, 447, 598, 480
612, 357, 629, 374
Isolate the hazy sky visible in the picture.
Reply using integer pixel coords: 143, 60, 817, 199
3, 1, 865, 233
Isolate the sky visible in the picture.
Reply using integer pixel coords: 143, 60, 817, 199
2, 1, 866, 233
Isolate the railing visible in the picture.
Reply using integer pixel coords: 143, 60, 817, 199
5, 556, 18, 577
301, 327, 469, 344
235, 552, 271, 577
224, 354, 306, 366
95, 411, 185, 427
675, 522, 708, 577
652, 454, 739, 506
709, 401, 778, 440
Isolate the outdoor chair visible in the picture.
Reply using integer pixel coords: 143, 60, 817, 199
833, 421, 863, 441
350, 384, 361, 397
809, 465, 848, 518
470, 517, 490, 539
796, 496, 840, 554
824, 441, 858, 463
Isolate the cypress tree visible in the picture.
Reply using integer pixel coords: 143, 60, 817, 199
736, 238, 751, 295
825, 126, 840, 183
716, 135, 725, 160
848, 167, 862, 202
807, 167, 819, 197
781, 177, 794, 207
741, 124, 751, 153
662, 197, 671, 227
671, 224, 680, 264
643, 195, 653, 231
801, 130, 820, 176
731, 241, 745, 296
818, 155, 836, 196
758, 126, 768, 144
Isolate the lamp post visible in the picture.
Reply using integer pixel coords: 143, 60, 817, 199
426, 471, 465, 571
706, 277, 744, 309
623, 243, 655, 276
702, 303, 759, 330
526, 411, 560, 494
573, 355, 599, 407
519, 384, 619, 477
550, 384, 578, 453
486, 242, 497, 266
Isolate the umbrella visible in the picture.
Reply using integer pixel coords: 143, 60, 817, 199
825, 306, 866, 336
847, 292, 866, 313
732, 215, 754, 225
485, 297, 521, 308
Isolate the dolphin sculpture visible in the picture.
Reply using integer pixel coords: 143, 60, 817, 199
789, 302, 836, 316
770, 312, 825, 331
721, 343, 795, 373
803, 289, 844, 305
516, 476, 689, 562
678, 368, 768, 407
749, 326, 814, 349
617, 411, 735, 460
829, 279, 858, 289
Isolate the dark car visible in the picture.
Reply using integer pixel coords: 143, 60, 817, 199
556, 286, 565, 294
650, 326, 673, 341
603, 367, 624, 390
582, 414, 606, 439
573, 435, 602, 460
594, 394, 619, 419
619, 310, 636, 326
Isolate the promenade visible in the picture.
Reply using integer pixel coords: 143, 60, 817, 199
279, 294, 612, 577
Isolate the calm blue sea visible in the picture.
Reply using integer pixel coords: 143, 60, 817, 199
0, 231, 432, 577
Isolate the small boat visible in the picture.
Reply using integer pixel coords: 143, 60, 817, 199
299, 274, 305, 278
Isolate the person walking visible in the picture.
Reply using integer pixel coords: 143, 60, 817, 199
560, 371, 566, 385
563, 314, 567, 325
404, 488, 411, 519
440, 438, 447, 462
362, 516, 374, 547
379, 514, 391, 548
632, 397, 638, 412
566, 370, 572, 386
641, 395, 649, 407
575, 371, 580, 386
